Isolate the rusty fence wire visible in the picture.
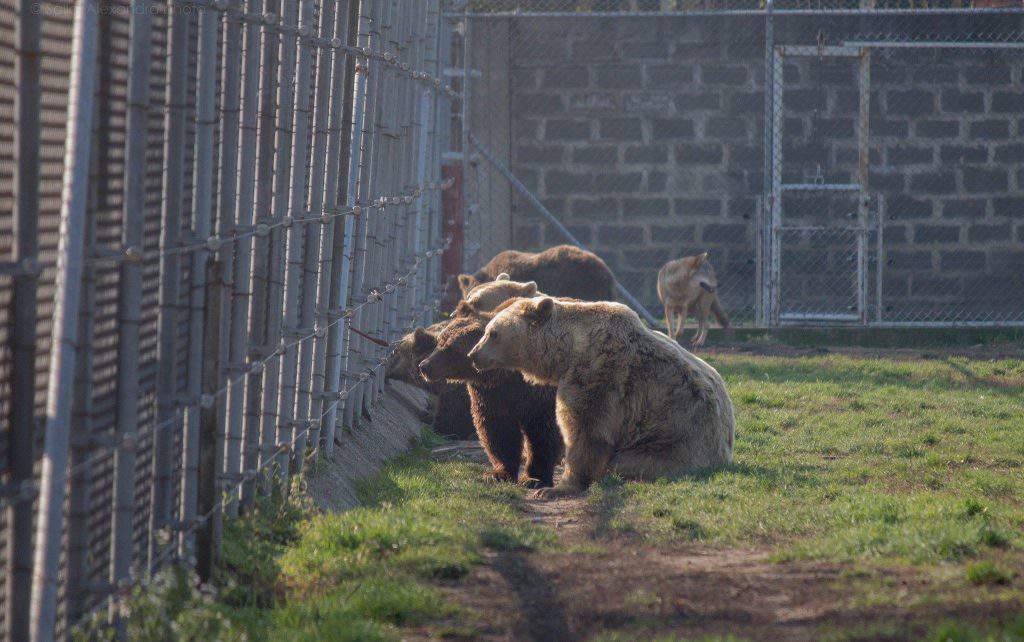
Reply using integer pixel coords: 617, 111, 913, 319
0, 0, 455, 639
452, 1, 1024, 329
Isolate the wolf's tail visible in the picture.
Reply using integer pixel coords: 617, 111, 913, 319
711, 296, 730, 328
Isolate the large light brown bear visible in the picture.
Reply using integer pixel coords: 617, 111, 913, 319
467, 297, 735, 499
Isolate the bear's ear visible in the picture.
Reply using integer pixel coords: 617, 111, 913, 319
413, 327, 436, 351
457, 273, 479, 296
522, 281, 538, 296
495, 272, 510, 281
453, 300, 475, 317
530, 297, 555, 325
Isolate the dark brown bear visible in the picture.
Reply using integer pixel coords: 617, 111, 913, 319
386, 323, 475, 440
418, 301, 563, 487
457, 245, 615, 303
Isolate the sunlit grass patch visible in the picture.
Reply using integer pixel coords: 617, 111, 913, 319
590, 353, 1024, 568
218, 435, 553, 639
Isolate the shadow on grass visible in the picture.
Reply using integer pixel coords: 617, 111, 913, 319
490, 551, 573, 642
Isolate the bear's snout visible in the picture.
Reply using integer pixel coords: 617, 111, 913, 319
467, 341, 495, 372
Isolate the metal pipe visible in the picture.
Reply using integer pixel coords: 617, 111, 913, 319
109, 0, 151, 628
65, 79, 100, 633
246, 0, 281, 496
233, 0, 267, 511
468, 134, 660, 328
345, 0, 384, 430
8, 0, 41, 636
216, 0, 245, 517
153, 0, 190, 565
278, 0, 317, 477
182, 0, 220, 562
451, 6, 1024, 18
325, 0, 369, 455
264, 0, 300, 482
758, 0, 773, 327
304, 0, 348, 459
28, 0, 98, 638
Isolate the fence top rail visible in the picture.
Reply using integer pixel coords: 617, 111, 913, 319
451, 6, 1024, 18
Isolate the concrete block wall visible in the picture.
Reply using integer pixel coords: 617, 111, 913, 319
473, 13, 1024, 324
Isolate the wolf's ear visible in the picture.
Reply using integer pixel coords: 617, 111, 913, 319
523, 280, 538, 296
697, 251, 709, 264
495, 272, 510, 281
457, 273, 479, 296
413, 327, 436, 351
454, 300, 475, 317
530, 297, 555, 324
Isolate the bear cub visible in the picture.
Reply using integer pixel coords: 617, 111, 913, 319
418, 300, 563, 487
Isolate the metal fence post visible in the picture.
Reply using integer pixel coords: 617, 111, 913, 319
325, 0, 370, 455
263, 0, 300, 484
278, 0, 317, 478
344, 0, 382, 432
217, 0, 245, 517
154, 0, 190, 565
109, 0, 151, 628
7, 0, 41, 636
27, 0, 98, 637
304, 0, 349, 461
232, 0, 267, 512
180, 0, 220, 569
66, 94, 100, 633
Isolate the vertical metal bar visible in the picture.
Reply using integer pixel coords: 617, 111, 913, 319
216, 0, 245, 518
305, 0, 349, 460
323, 0, 367, 456
195, 263, 225, 581
233, 0, 267, 512
66, 93, 100, 633
857, 46, 871, 326
28, 0, 98, 637
877, 196, 884, 324
109, 0, 151, 625
7, 0, 41, 636
769, 46, 783, 326
182, 0, 220, 563
459, 4, 471, 272
248, 0, 281, 494
278, 0, 317, 477
263, 0, 300, 482
758, 0, 774, 328
345, 0, 383, 430
154, 0, 190, 564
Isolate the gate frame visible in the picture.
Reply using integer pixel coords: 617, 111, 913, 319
768, 44, 871, 327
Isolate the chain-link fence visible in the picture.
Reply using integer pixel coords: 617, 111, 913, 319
452, 1, 1024, 328
0, 0, 453, 638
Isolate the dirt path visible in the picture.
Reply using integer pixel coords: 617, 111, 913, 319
417, 443, 1021, 641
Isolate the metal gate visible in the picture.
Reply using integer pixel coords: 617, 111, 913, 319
769, 45, 871, 325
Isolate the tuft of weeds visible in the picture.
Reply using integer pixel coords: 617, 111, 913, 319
965, 561, 1013, 586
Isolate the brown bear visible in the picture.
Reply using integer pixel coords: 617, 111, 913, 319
462, 273, 540, 312
467, 297, 735, 499
387, 322, 475, 440
418, 300, 563, 487
457, 245, 615, 303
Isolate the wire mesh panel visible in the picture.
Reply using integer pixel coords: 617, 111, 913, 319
779, 227, 862, 321
0, 0, 452, 637
459, 1, 1024, 329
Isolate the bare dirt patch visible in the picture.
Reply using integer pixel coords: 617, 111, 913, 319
403, 444, 1023, 641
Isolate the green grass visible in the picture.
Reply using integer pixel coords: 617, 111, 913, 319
216, 432, 553, 640
107, 351, 1022, 640
588, 353, 1024, 566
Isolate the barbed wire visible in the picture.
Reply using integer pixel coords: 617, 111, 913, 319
72, 280, 450, 634
61, 235, 452, 483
